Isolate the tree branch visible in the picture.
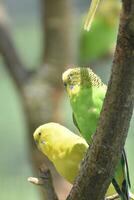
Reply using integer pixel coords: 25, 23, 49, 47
0, 18, 31, 87
105, 194, 119, 200
28, 165, 59, 200
66, 1, 134, 200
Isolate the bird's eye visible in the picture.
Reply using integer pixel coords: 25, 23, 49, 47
64, 82, 67, 87
38, 132, 41, 136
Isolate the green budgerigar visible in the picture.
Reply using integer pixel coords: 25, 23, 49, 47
62, 67, 106, 142
33, 122, 133, 199
62, 67, 131, 200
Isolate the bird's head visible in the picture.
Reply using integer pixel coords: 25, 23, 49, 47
62, 68, 86, 97
62, 67, 102, 97
33, 125, 46, 149
33, 123, 60, 152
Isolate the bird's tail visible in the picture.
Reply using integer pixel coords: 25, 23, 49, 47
112, 149, 131, 200
84, 0, 100, 31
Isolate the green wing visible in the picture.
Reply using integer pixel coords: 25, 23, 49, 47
71, 141, 88, 169
72, 113, 80, 131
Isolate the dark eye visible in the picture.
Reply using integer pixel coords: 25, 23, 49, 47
38, 132, 41, 136
64, 82, 67, 87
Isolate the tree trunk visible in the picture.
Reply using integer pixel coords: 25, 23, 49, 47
66, 0, 134, 199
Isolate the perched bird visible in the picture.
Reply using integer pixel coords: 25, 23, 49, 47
33, 122, 88, 183
62, 67, 131, 200
62, 67, 106, 142
33, 122, 131, 199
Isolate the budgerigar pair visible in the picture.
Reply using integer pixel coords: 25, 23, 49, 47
33, 0, 132, 199
34, 67, 132, 200
62, 67, 131, 200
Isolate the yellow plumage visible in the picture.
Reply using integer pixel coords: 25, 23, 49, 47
33, 122, 88, 183
33, 122, 134, 199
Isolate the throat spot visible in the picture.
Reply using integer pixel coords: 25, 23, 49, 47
41, 140, 46, 144
70, 85, 74, 90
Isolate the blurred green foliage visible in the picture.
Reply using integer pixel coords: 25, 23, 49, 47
78, 17, 118, 63
78, 0, 120, 63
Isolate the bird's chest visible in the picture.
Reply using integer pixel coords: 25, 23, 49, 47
71, 89, 102, 140
71, 90, 100, 121
54, 153, 80, 183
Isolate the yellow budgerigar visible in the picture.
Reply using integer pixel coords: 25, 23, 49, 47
33, 122, 88, 183
33, 122, 134, 199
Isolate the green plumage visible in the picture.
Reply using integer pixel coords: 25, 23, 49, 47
62, 67, 130, 200
72, 86, 105, 142
63, 67, 106, 142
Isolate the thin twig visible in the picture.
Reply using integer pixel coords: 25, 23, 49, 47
28, 165, 59, 200
28, 177, 44, 185
105, 194, 119, 200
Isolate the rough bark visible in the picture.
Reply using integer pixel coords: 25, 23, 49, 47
66, 1, 134, 200
28, 166, 59, 200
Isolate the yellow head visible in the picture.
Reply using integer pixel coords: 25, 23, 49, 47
33, 122, 73, 156
33, 123, 58, 154
33, 124, 47, 151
